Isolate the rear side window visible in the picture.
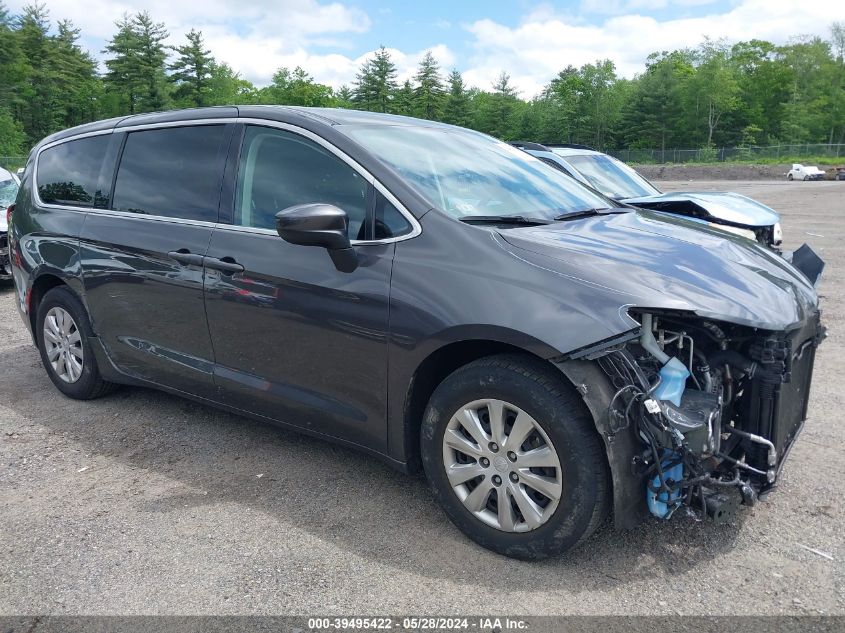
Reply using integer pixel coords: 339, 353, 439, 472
112, 125, 227, 221
37, 135, 109, 207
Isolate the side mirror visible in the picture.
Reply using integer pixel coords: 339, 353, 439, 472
275, 203, 358, 272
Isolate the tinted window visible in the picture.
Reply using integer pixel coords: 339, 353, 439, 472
235, 126, 368, 239
112, 125, 227, 221
374, 195, 412, 240
37, 135, 109, 207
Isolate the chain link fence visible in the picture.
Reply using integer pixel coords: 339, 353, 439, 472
608, 144, 845, 165
0, 156, 27, 172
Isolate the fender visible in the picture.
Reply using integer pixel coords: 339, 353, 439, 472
555, 358, 648, 529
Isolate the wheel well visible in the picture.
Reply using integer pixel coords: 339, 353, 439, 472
28, 274, 66, 333
402, 340, 550, 471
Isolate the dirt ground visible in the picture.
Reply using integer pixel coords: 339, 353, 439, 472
0, 180, 843, 616
637, 164, 843, 181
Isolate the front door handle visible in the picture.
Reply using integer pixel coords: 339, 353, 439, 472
168, 249, 204, 266
204, 256, 244, 274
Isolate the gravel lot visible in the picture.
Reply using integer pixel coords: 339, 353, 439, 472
1, 180, 843, 616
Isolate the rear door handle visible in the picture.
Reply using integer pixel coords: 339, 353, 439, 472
204, 256, 244, 274
168, 249, 205, 266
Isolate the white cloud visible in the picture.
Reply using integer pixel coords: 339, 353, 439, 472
4, 0, 839, 96
462, 0, 837, 96
7, 0, 371, 85
580, 0, 720, 14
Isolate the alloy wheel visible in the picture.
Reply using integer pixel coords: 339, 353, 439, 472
43, 306, 84, 383
441, 398, 563, 533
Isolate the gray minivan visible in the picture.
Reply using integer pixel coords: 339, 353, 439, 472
8, 107, 824, 558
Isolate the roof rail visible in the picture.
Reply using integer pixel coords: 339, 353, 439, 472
508, 141, 552, 152
543, 142, 598, 151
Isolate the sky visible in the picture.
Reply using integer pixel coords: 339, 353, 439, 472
7, 0, 839, 97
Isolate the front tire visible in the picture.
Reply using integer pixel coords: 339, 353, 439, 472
36, 286, 116, 400
787, 173, 794, 181
420, 354, 610, 559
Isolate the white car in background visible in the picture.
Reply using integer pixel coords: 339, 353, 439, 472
512, 142, 784, 249
0, 166, 20, 281
787, 164, 825, 181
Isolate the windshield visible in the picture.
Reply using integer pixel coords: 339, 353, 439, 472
556, 152, 660, 199
342, 125, 614, 220
0, 178, 18, 208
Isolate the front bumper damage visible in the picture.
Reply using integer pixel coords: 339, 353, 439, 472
558, 306, 825, 528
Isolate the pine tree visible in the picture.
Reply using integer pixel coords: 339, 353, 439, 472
104, 12, 169, 115
169, 29, 213, 107
334, 85, 353, 108
394, 79, 414, 115
0, 1, 26, 120
52, 20, 100, 128
15, 3, 57, 143
353, 46, 398, 112
443, 70, 470, 127
103, 15, 141, 114
481, 72, 520, 138
413, 51, 445, 119
133, 12, 169, 112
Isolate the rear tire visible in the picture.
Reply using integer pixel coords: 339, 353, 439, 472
420, 354, 610, 559
36, 286, 117, 400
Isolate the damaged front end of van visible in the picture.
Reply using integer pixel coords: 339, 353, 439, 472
499, 210, 826, 527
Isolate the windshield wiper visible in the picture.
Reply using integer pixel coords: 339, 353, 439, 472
459, 215, 553, 226
554, 207, 628, 221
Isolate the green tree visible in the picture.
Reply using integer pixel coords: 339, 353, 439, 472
826, 23, 845, 144
169, 29, 213, 107
103, 11, 169, 115
688, 39, 741, 146
621, 51, 693, 152
443, 70, 470, 127
206, 61, 259, 105
0, 2, 26, 117
0, 107, 25, 155
263, 66, 333, 106
15, 3, 58, 143
334, 84, 354, 109
476, 72, 520, 138
413, 51, 445, 120
394, 79, 415, 116
52, 20, 100, 128
352, 46, 398, 112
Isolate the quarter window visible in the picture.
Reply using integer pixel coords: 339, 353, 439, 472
374, 195, 412, 240
111, 125, 228, 221
235, 126, 368, 239
37, 135, 109, 207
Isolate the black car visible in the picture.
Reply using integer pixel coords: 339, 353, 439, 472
8, 107, 824, 559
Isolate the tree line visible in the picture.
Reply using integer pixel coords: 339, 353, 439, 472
0, 2, 843, 157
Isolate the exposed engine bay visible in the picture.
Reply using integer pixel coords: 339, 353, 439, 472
592, 310, 825, 524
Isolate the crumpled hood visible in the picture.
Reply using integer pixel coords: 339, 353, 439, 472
622, 191, 780, 227
498, 210, 818, 331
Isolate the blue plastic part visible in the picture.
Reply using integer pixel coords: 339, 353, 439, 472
653, 357, 690, 407
647, 451, 684, 519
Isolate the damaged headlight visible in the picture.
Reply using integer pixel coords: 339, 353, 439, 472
773, 221, 783, 246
